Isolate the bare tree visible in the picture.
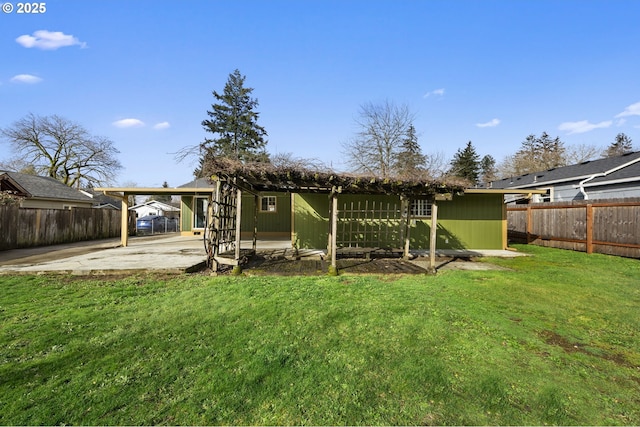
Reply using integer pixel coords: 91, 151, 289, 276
270, 152, 332, 171
423, 151, 448, 179
342, 100, 414, 178
565, 143, 601, 164
1, 113, 122, 187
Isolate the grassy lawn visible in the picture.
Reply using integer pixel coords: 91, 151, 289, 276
0, 245, 639, 425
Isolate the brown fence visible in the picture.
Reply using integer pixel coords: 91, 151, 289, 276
0, 205, 123, 251
507, 198, 640, 258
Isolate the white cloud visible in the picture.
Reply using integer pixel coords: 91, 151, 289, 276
476, 118, 500, 128
615, 101, 640, 118
16, 30, 87, 50
112, 118, 145, 128
10, 74, 43, 84
423, 88, 445, 98
558, 120, 612, 134
153, 122, 170, 130
616, 118, 627, 126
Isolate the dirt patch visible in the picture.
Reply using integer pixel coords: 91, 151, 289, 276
539, 330, 637, 368
239, 254, 504, 276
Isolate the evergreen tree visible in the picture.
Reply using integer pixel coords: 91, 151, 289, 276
449, 141, 481, 184
148, 181, 172, 204
512, 132, 565, 174
198, 69, 268, 175
603, 133, 633, 158
480, 154, 497, 183
393, 124, 426, 179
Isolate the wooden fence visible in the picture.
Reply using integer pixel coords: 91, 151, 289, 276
507, 198, 640, 258
0, 205, 124, 251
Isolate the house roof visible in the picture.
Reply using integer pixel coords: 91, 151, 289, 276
178, 177, 213, 188
0, 171, 94, 203
129, 199, 180, 211
82, 188, 123, 209
491, 151, 640, 189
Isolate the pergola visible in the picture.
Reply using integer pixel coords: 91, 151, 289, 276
201, 158, 467, 273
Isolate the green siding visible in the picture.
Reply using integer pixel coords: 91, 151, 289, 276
240, 193, 291, 235
293, 193, 505, 250
411, 193, 504, 250
293, 193, 329, 249
181, 196, 194, 232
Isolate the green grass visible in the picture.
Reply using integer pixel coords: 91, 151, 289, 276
1, 245, 639, 425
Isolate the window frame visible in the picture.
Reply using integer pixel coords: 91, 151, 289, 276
410, 199, 432, 218
260, 195, 277, 213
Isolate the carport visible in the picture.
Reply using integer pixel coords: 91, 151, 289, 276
94, 186, 215, 247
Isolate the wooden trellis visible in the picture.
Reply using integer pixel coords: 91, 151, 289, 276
206, 179, 253, 272
337, 200, 405, 249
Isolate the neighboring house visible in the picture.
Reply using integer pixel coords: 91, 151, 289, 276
82, 188, 123, 209
490, 151, 640, 203
0, 170, 94, 209
129, 200, 180, 219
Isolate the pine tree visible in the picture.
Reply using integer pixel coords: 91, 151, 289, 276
450, 141, 481, 184
480, 155, 497, 184
603, 133, 633, 158
199, 69, 268, 173
148, 181, 172, 204
512, 132, 565, 174
393, 124, 426, 179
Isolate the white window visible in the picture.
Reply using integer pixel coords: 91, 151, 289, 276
260, 196, 277, 212
411, 199, 432, 218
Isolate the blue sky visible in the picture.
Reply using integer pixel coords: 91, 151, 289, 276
1, 0, 640, 187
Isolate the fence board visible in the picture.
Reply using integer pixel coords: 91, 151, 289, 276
0, 206, 122, 251
507, 198, 640, 259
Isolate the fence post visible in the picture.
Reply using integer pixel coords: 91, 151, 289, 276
526, 206, 532, 244
586, 204, 593, 254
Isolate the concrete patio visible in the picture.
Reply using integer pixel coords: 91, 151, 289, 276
0, 234, 525, 275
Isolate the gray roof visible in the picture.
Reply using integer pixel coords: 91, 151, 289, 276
178, 177, 214, 188
491, 151, 640, 189
0, 171, 94, 203
83, 188, 123, 209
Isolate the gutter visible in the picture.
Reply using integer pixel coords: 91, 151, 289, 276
577, 156, 640, 200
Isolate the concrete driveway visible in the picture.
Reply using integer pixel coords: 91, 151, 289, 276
0, 234, 212, 275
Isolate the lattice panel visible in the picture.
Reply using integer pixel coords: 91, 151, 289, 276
209, 182, 239, 258
337, 200, 406, 249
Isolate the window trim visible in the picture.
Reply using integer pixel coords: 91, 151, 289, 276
260, 195, 277, 213
410, 199, 432, 218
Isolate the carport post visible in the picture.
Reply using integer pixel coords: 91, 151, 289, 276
121, 192, 129, 247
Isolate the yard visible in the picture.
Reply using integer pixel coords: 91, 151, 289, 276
0, 245, 638, 425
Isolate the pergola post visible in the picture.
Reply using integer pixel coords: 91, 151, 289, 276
121, 193, 129, 247
428, 201, 438, 273
402, 196, 411, 259
253, 194, 259, 252
329, 190, 339, 275
235, 187, 242, 263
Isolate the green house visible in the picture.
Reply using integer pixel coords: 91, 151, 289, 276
291, 191, 508, 251
180, 186, 518, 251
